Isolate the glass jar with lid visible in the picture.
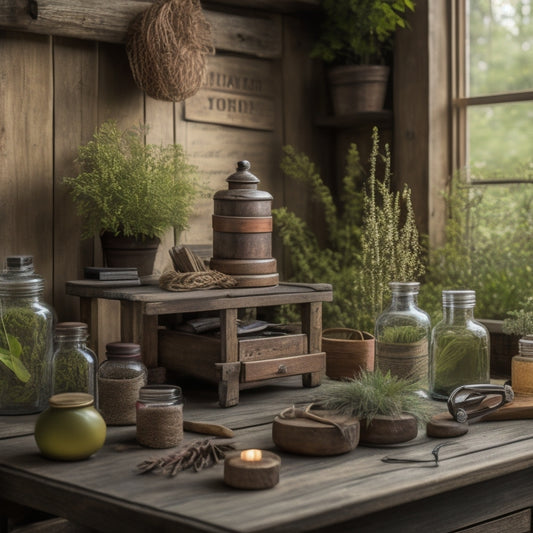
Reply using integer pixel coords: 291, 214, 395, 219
136, 384, 183, 448
375, 282, 431, 386
98, 342, 147, 425
429, 290, 490, 400
0, 255, 55, 414
511, 336, 533, 394
52, 322, 97, 399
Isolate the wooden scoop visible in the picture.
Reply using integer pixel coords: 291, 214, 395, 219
427, 394, 533, 438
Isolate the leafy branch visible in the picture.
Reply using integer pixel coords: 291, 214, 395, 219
0, 308, 30, 383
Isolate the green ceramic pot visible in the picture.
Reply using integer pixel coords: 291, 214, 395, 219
35, 392, 106, 461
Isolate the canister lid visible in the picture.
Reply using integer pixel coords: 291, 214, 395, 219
55, 322, 89, 339
0, 255, 44, 296
519, 336, 533, 357
105, 342, 141, 358
48, 392, 94, 408
139, 384, 183, 403
389, 281, 420, 294
213, 161, 273, 201
442, 290, 476, 307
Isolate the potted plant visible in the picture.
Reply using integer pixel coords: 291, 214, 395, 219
273, 127, 425, 379
310, 0, 415, 114
64, 121, 202, 276
315, 369, 432, 444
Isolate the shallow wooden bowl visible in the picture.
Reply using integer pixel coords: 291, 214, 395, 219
272, 409, 359, 456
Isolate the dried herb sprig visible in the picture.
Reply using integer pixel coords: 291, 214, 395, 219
136, 439, 235, 477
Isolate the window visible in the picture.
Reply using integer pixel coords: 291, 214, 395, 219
453, 0, 533, 181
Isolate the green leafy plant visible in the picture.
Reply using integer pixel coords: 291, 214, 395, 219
311, 0, 415, 65
315, 369, 432, 426
503, 297, 533, 337
0, 310, 30, 383
273, 127, 424, 333
64, 120, 203, 240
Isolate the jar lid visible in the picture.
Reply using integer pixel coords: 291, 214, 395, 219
389, 281, 420, 293
139, 384, 183, 403
519, 336, 533, 357
6, 255, 34, 272
105, 342, 141, 358
55, 322, 89, 338
213, 160, 273, 201
442, 290, 476, 307
0, 255, 45, 296
48, 392, 94, 408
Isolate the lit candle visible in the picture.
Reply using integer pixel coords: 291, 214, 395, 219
240, 449, 262, 461
224, 449, 281, 490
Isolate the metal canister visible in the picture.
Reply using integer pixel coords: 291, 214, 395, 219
210, 160, 278, 287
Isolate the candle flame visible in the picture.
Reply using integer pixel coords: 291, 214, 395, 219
240, 449, 262, 461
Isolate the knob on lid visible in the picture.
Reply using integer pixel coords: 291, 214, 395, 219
226, 160, 260, 190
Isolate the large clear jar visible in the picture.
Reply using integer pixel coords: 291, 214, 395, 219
52, 322, 97, 399
375, 282, 431, 385
0, 255, 55, 414
98, 342, 147, 425
136, 384, 183, 448
429, 290, 490, 400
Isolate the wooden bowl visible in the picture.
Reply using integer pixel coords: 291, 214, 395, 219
359, 414, 418, 445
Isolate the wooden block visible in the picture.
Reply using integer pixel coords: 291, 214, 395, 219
224, 450, 280, 490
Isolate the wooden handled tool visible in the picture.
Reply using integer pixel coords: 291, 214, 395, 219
427, 394, 533, 438
183, 420, 235, 438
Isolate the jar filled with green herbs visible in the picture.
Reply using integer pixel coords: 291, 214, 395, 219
375, 282, 431, 386
429, 290, 490, 400
52, 322, 97, 400
0, 255, 55, 414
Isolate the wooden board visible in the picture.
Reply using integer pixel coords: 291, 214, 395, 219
272, 410, 359, 456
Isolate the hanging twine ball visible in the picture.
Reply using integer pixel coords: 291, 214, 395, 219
126, 0, 213, 102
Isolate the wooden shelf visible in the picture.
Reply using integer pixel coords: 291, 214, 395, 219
315, 110, 393, 130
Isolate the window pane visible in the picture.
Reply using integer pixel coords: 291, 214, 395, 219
468, 0, 533, 95
468, 101, 533, 179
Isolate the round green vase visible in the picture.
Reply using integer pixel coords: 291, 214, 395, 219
35, 392, 106, 461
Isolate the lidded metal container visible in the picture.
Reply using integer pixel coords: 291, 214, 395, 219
210, 160, 278, 287
0, 255, 55, 414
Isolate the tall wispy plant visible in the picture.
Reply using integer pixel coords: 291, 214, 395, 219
357, 127, 425, 328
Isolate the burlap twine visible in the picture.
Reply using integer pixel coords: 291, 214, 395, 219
126, 0, 213, 102
159, 270, 237, 291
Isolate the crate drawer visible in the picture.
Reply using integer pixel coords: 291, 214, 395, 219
241, 352, 325, 382
239, 334, 308, 361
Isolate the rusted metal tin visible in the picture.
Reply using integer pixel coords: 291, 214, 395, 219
210, 160, 278, 287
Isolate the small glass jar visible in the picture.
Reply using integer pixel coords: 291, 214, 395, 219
511, 336, 533, 394
98, 342, 147, 425
375, 282, 431, 385
34, 392, 106, 461
429, 290, 490, 400
52, 322, 97, 399
0, 255, 55, 414
136, 385, 183, 448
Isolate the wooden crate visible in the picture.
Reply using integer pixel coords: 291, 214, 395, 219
158, 329, 324, 385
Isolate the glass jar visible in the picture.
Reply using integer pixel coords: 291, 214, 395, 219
0, 255, 55, 414
34, 392, 106, 461
429, 290, 490, 400
375, 282, 431, 385
511, 336, 533, 394
97, 342, 147, 425
52, 322, 97, 400
136, 384, 183, 448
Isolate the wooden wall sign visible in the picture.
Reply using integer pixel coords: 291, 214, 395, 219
185, 56, 275, 131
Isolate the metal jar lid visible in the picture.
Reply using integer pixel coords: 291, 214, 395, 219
0, 255, 44, 297
442, 290, 476, 308
389, 281, 420, 294
105, 342, 142, 358
55, 322, 89, 341
139, 384, 183, 403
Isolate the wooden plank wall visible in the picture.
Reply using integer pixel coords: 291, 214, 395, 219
0, 5, 327, 346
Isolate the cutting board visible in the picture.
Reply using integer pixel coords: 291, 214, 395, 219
427, 394, 533, 438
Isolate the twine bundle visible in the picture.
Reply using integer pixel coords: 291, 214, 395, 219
126, 0, 213, 102
159, 270, 237, 291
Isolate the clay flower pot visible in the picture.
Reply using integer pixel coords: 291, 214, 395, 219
322, 328, 375, 380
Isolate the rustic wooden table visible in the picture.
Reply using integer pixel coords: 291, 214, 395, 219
1, 378, 533, 533
65, 281, 333, 407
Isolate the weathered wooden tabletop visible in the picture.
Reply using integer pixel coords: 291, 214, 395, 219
2, 378, 533, 533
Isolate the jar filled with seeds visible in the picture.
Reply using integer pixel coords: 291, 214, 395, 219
98, 342, 147, 425
136, 384, 183, 448
52, 322, 97, 399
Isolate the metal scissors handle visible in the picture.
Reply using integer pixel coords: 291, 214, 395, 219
447, 383, 514, 423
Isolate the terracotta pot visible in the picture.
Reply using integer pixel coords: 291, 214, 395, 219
327, 64, 390, 115
100, 232, 160, 277
322, 328, 375, 380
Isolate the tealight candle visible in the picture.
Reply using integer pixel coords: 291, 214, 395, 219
224, 449, 281, 490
